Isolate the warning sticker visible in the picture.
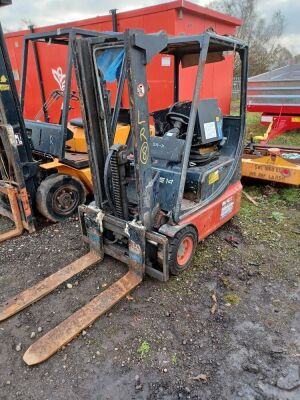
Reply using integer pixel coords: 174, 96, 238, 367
208, 170, 219, 185
161, 56, 171, 67
220, 197, 234, 219
15, 133, 23, 146
291, 117, 300, 122
137, 83, 145, 97
203, 121, 217, 140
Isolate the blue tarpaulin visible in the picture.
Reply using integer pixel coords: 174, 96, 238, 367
96, 48, 124, 83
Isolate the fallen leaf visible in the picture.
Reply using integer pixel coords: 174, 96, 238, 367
225, 235, 240, 247
126, 294, 134, 301
211, 292, 217, 315
211, 303, 217, 315
192, 373, 208, 383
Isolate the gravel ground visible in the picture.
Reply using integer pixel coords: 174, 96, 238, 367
0, 184, 299, 400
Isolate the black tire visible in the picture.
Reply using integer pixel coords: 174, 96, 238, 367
168, 226, 198, 275
36, 174, 86, 222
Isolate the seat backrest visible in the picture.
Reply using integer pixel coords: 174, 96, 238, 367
25, 120, 73, 157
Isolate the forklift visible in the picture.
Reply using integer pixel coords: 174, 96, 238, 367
0, 18, 37, 240
0, 28, 100, 243
0, 27, 136, 241
0, 29, 248, 365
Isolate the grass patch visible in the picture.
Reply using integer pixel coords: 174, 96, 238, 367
271, 211, 285, 224
279, 187, 300, 205
270, 131, 300, 147
246, 112, 266, 138
137, 340, 150, 358
171, 354, 177, 365
224, 294, 241, 305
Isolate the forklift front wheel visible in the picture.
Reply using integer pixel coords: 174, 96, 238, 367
36, 174, 86, 223
168, 226, 198, 275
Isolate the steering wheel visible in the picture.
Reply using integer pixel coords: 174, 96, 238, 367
166, 111, 190, 126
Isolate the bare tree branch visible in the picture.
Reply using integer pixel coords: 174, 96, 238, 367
207, 0, 290, 76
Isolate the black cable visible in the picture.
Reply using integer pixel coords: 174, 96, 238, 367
104, 149, 116, 215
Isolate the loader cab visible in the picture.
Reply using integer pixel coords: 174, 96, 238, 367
76, 30, 247, 226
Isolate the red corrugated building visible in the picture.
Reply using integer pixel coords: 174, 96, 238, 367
5, 0, 241, 122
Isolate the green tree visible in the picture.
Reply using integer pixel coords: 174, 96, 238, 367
207, 0, 287, 76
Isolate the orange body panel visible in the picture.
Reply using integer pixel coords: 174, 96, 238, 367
180, 181, 242, 241
40, 159, 93, 193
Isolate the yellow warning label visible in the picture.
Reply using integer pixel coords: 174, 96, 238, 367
0, 75, 7, 83
291, 117, 300, 122
0, 84, 9, 91
208, 170, 219, 185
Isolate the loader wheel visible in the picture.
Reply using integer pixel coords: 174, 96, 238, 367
168, 226, 198, 275
36, 174, 86, 222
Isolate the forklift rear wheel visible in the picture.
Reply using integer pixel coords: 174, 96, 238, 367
36, 174, 86, 223
168, 226, 198, 275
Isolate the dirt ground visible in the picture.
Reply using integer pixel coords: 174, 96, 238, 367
0, 183, 299, 400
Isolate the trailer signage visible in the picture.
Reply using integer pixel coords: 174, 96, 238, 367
52, 66, 66, 91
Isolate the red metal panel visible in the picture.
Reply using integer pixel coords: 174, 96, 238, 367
260, 114, 300, 142
175, 10, 238, 114
117, 9, 177, 111
4, 0, 241, 121
180, 181, 242, 241
248, 104, 300, 115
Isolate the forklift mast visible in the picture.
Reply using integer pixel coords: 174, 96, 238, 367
125, 32, 168, 229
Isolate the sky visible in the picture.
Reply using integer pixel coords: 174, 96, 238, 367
1, 0, 299, 54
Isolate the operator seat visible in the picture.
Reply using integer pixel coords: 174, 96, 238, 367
70, 118, 84, 128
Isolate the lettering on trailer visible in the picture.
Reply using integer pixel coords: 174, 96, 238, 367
250, 164, 292, 180
52, 67, 66, 91
248, 170, 292, 181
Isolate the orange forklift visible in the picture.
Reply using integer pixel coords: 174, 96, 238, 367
0, 29, 248, 365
